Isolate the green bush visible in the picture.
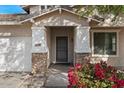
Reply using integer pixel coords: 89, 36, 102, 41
68, 61, 124, 88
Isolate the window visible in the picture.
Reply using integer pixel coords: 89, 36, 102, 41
41, 5, 52, 10
41, 6, 45, 10
93, 32, 117, 55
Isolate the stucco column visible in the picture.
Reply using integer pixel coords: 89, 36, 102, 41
31, 26, 48, 53
31, 26, 48, 74
74, 26, 91, 63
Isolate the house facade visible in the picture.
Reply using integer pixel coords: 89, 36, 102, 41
0, 5, 124, 72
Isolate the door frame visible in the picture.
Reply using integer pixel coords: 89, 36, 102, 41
55, 36, 68, 63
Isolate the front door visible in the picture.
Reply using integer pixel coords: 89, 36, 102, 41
56, 37, 68, 63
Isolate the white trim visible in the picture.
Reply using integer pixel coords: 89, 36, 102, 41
91, 29, 120, 57
31, 26, 46, 30
0, 22, 21, 25
76, 26, 91, 30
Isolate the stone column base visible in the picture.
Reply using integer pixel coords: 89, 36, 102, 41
32, 53, 48, 75
74, 53, 90, 64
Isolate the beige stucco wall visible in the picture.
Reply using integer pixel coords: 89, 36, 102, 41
34, 10, 89, 27
118, 28, 124, 67
0, 25, 31, 37
46, 27, 74, 64
90, 27, 124, 68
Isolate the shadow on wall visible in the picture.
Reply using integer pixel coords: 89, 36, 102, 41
0, 37, 32, 71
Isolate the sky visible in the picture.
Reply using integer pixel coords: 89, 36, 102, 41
0, 5, 26, 14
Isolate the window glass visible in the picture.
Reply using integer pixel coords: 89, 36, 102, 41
93, 32, 117, 55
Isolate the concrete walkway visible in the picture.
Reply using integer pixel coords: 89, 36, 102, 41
0, 72, 27, 88
0, 72, 45, 88
44, 64, 72, 88
0, 64, 72, 88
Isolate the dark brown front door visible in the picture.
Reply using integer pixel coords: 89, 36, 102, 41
56, 37, 68, 62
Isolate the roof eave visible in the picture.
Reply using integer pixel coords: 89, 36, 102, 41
20, 8, 100, 25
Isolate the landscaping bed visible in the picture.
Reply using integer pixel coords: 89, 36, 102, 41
68, 61, 124, 88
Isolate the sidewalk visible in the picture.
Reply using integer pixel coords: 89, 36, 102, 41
44, 64, 71, 88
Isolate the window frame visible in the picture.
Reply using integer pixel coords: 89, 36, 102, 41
91, 30, 119, 57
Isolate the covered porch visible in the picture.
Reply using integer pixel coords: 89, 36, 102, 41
30, 8, 98, 73
32, 25, 91, 67
46, 26, 74, 65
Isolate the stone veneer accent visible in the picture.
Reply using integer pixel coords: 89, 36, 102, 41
32, 53, 48, 75
74, 53, 91, 64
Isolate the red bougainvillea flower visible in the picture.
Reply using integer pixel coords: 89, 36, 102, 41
68, 73, 78, 86
68, 68, 74, 77
112, 84, 118, 88
75, 63, 82, 70
67, 61, 124, 88
95, 70, 105, 79
67, 84, 72, 88
95, 63, 101, 69
117, 80, 124, 87
71, 77, 78, 86
108, 75, 118, 82
68, 68, 74, 82
111, 79, 124, 88
108, 65, 113, 69
94, 63, 105, 79
68, 67, 79, 86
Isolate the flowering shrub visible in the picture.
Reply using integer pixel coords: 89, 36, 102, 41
68, 61, 124, 88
